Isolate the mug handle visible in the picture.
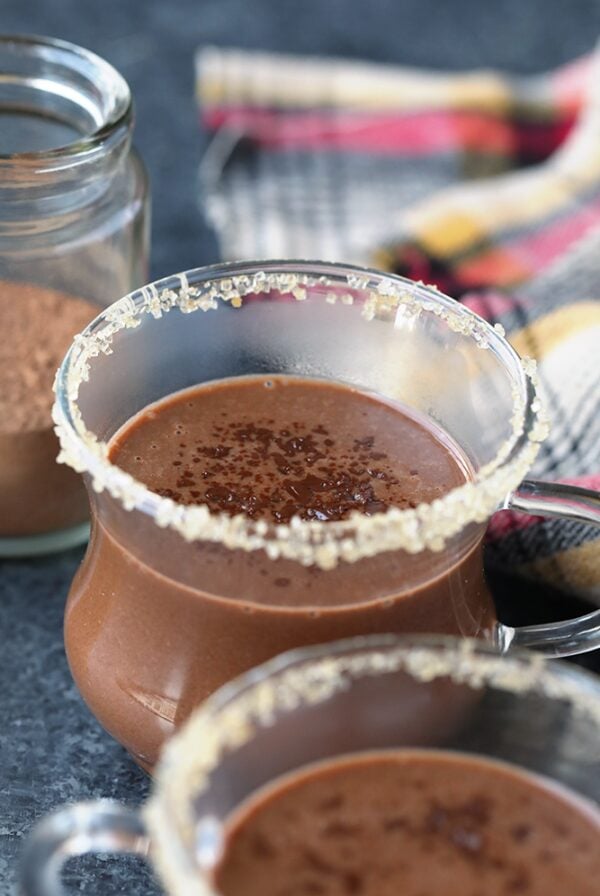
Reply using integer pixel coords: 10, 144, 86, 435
497, 478, 600, 657
19, 800, 149, 896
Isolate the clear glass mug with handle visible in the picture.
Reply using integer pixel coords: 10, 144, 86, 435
0, 34, 149, 556
20, 634, 600, 895
52, 261, 600, 769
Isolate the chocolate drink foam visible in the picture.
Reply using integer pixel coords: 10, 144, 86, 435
214, 750, 600, 896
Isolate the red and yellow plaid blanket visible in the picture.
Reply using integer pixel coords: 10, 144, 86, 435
197, 47, 600, 603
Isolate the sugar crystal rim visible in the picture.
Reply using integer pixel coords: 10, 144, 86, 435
52, 261, 549, 569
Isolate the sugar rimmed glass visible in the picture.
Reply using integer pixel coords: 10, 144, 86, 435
20, 634, 600, 895
52, 261, 600, 767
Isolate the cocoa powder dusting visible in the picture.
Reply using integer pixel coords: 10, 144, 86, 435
109, 376, 466, 524
0, 281, 96, 433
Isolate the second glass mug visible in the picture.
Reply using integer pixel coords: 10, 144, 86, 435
53, 260, 600, 768
20, 635, 600, 895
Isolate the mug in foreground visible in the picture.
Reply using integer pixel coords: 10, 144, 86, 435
21, 635, 600, 895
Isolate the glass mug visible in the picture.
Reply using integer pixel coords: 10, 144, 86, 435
20, 635, 600, 895
53, 261, 600, 768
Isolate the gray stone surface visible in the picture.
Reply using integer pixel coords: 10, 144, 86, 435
0, 549, 155, 892
2, 0, 600, 892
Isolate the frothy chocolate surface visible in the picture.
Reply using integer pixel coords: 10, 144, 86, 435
214, 751, 600, 896
109, 376, 468, 523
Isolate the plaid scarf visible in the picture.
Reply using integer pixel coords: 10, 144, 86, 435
197, 46, 600, 603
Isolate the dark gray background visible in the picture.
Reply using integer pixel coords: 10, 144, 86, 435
5, 0, 600, 283
2, 1, 600, 893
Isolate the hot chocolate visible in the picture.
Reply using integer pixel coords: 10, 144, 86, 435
0, 281, 95, 537
214, 750, 600, 896
110, 374, 467, 527
65, 376, 496, 767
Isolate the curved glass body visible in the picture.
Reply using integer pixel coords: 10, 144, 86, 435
52, 261, 599, 767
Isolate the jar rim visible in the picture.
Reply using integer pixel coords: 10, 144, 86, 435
0, 33, 132, 164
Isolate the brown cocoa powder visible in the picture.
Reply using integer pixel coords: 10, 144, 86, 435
0, 280, 96, 536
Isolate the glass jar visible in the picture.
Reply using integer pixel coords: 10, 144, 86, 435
0, 34, 149, 557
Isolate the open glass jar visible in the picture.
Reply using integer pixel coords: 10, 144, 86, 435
0, 34, 149, 556
53, 261, 600, 769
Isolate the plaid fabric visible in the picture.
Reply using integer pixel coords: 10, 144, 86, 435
196, 46, 600, 602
